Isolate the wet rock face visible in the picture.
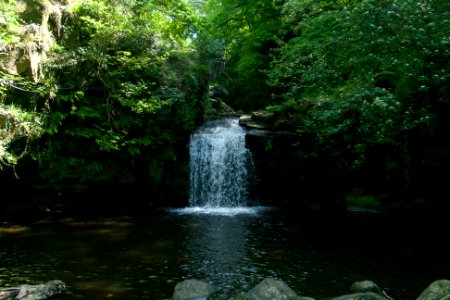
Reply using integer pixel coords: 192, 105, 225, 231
1, 1, 70, 81
241, 113, 299, 205
0, 280, 66, 300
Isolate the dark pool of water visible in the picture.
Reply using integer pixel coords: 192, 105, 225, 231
0, 207, 449, 299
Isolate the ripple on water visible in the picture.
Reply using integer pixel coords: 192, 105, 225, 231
167, 206, 271, 216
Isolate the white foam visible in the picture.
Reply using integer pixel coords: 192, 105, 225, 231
168, 206, 269, 216
189, 117, 253, 207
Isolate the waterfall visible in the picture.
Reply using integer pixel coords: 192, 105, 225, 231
188, 117, 253, 208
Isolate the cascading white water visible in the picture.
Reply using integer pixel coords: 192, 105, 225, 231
188, 117, 253, 208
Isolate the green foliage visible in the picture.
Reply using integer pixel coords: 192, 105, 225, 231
70, 0, 199, 51
0, 70, 47, 170
2, 0, 449, 209
289, 87, 401, 164
0, 103, 43, 168
271, 0, 450, 99
0, 0, 22, 45
0, 0, 205, 201
345, 188, 383, 210
267, 0, 450, 202
199, 0, 282, 110
38, 0, 204, 196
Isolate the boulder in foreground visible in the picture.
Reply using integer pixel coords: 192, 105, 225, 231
0, 280, 66, 300
172, 279, 217, 300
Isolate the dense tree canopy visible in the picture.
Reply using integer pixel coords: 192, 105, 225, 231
1, 0, 207, 208
199, 0, 282, 109
1, 0, 449, 212
266, 0, 450, 206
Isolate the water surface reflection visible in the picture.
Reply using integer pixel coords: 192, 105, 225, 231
0, 209, 449, 300
179, 213, 256, 293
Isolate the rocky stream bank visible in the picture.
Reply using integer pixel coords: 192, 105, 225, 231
1, 278, 449, 300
